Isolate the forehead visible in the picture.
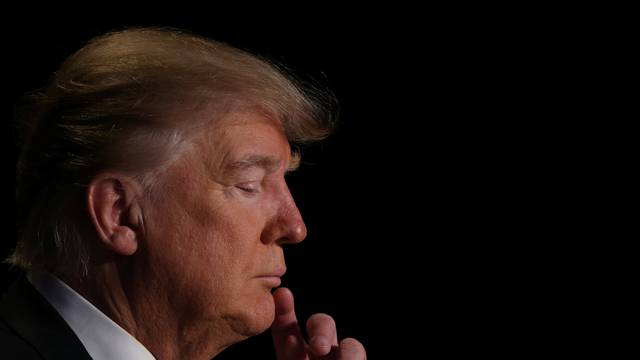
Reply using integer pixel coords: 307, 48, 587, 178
195, 111, 292, 172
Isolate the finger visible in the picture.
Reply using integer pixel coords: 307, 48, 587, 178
284, 334, 308, 360
306, 313, 338, 357
271, 287, 305, 359
335, 338, 367, 360
272, 287, 301, 334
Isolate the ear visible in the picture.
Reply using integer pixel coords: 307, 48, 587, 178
87, 174, 144, 256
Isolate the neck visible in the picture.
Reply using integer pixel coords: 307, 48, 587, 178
63, 262, 236, 359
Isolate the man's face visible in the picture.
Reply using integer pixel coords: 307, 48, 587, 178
140, 111, 306, 339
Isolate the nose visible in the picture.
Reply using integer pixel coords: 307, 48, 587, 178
261, 183, 307, 246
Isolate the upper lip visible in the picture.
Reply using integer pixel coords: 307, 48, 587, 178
259, 266, 287, 278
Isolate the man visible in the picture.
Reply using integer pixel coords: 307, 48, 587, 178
0, 27, 366, 359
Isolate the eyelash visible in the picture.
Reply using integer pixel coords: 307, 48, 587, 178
236, 183, 261, 196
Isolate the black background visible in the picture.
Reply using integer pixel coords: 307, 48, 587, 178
0, 9, 582, 358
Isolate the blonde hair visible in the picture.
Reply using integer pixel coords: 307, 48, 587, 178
8, 27, 336, 278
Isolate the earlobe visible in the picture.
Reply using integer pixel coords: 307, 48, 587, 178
110, 226, 138, 256
87, 175, 142, 257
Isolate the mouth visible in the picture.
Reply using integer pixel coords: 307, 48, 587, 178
256, 276, 282, 288
255, 267, 286, 288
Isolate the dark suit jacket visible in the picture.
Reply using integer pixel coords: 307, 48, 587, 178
0, 274, 92, 359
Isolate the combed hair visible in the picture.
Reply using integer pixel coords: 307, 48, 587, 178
7, 27, 336, 278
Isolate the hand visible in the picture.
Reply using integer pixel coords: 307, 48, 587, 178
271, 287, 367, 360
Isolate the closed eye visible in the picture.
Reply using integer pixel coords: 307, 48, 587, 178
236, 182, 261, 196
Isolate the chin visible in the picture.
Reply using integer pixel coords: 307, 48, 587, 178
228, 290, 276, 337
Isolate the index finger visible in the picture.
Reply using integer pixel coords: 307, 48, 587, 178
272, 287, 300, 334
271, 287, 306, 359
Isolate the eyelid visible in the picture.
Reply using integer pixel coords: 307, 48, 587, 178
236, 181, 261, 194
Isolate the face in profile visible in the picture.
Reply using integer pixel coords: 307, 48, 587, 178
137, 110, 307, 340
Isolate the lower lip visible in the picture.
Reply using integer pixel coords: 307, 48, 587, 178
257, 276, 282, 287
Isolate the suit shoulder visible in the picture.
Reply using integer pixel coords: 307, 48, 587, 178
0, 320, 43, 359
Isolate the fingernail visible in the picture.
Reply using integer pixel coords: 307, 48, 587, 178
311, 336, 330, 350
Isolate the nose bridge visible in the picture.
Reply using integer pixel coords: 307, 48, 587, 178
270, 179, 307, 245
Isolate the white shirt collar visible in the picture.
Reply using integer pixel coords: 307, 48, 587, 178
28, 270, 156, 360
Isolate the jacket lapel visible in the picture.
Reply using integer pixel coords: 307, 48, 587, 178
0, 274, 92, 360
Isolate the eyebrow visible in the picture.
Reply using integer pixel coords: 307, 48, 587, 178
225, 153, 300, 175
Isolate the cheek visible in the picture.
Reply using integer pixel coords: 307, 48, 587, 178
147, 184, 269, 286
185, 200, 265, 275
212, 215, 263, 275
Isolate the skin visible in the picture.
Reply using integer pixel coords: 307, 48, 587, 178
71, 111, 366, 359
